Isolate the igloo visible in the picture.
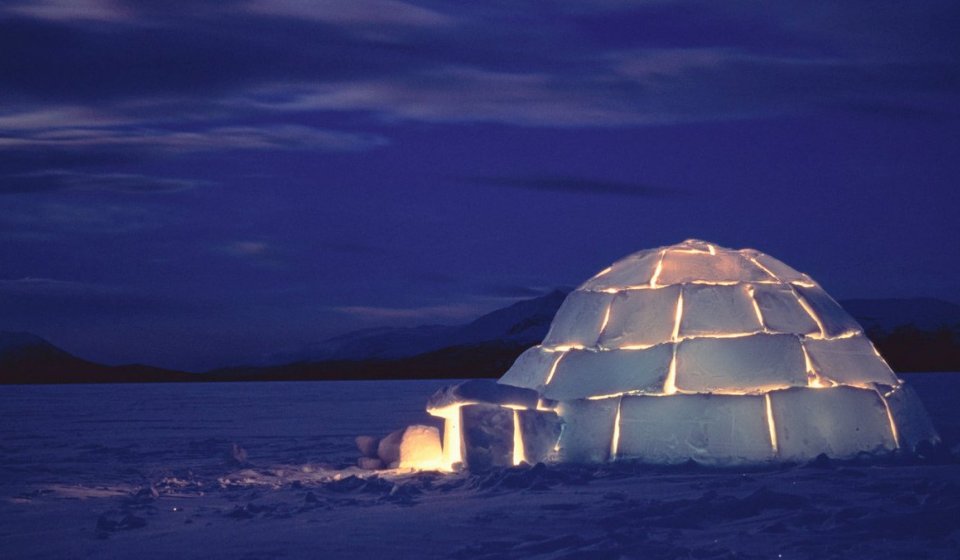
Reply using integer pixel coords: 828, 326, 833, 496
426, 240, 940, 470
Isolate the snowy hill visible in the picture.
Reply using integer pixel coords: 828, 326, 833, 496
0, 331, 190, 384
281, 289, 569, 363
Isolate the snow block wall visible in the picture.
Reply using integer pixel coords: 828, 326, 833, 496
427, 240, 940, 470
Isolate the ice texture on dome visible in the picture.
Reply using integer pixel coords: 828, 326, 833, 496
428, 240, 939, 468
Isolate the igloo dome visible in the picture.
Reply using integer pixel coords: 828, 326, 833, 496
426, 240, 939, 470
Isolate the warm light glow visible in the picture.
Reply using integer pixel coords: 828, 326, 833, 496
832, 330, 859, 339
427, 402, 477, 471
610, 400, 622, 460
536, 399, 555, 411
546, 344, 587, 352
397, 426, 444, 471
747, 256, 780, 282
795, 294, 827, 338
707, 244, 716, 255
544, 352, 565, 385
877, 390, 901, 449
801, 344, 832, 388
678, 331, 758, 341
649, 250, 666, 287
746, 285, 766, 329
663, 346, 678, 395
670, 248, 712, 255
593, 266, 613, 279
586, 391, 629, 400
583, 279, 781, 294
688, 280, 742, 286
500, 403, 528, 410
671, 291, 684, 341
619, 343, 655, 350
512, 410, 526, 465
597, 301, 613, 337
765, 393, 778, 454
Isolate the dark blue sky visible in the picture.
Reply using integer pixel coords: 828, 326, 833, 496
1, 1, 958, 371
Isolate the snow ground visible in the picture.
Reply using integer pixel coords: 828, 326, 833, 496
2, 375, 959, 559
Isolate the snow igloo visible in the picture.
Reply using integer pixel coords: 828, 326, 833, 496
426, 239, 939, 470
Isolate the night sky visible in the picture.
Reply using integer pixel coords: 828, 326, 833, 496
1, 1, 959, 371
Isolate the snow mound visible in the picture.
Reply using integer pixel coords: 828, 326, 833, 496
429, 240, 940, 469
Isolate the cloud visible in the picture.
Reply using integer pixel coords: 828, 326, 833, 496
235, 68, 651, 127
224, 241, 271, 257
0, 0, 131, 23
465, 175, 680, 198
1, 3, 957, 134
0, 170, 206, 195
0, 122, 388, 153
244, 0, 455, 28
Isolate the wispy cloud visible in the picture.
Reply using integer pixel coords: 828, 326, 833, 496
244, 0, 455, 28
2, 3, 957, 134
223, 241, 271, 257
0, 170, 206, 195
0, 0, 131, 23
0, 123, 388, 153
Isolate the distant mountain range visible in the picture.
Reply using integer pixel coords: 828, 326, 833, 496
269, 289, 568, 363
0, 332, 192, 384
2, 292, 959, 384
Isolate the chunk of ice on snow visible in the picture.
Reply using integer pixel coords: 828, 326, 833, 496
617, 394, 774, 464
355, 435, 379, 459
555, 398, 619, 463
675, 334, 807, 393
751, 284, 819, 335
597, 285, 679, 348
398, 425, 443, 470
679, 284, 762, 337
543, 290, 613, 348
884, 382, 940, 452
543, 345, 672, 400
769, 386, 896, 461
377, 429, 403, 466
803, 336, 898, 386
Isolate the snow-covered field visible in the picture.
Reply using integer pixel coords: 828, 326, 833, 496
2, 374, 959, 559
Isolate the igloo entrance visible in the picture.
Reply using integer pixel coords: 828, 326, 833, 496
424, 240, 939, 470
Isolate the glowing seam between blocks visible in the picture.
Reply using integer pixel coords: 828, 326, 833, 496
765, 393, 778, 454
875, 390, 901, 449
610, 400, 622, 460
